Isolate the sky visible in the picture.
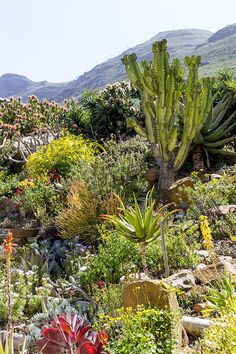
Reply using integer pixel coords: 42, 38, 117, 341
1, 0, 236, 82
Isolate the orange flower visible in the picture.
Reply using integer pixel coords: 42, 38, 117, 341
3, 232, 17, 254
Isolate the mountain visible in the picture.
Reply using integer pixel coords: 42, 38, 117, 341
1, 24, 236, 102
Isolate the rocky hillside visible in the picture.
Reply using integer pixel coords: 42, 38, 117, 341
1, 24, 236, 102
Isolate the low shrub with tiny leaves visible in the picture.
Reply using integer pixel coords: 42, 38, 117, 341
69, 136, 152, 203
185, 173, 236, 239
97, 307, 181, 354
200, 308, 236, 353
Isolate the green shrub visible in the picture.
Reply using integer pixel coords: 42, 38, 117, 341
185, 174, 236, 239
69, 137, 152, 203
200, 309, 236, 353
79, 225, 140, 290
78, 221, 200, 291
0, 172, 19, 197
97, 307, 181, 354
80, 82, 142, 140
13, 176, 66, 225
26, 134, 97, 177
146, 220, 200, 275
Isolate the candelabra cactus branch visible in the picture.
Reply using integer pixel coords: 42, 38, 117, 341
122, 39, 214, 194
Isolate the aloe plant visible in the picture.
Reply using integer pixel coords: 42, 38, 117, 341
100, 189, 177, 273
195, 96, 236, 157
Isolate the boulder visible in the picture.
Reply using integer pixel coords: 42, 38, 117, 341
194, 260, 236, 284
219, 204, 236, 214
163, 270, 196, 291
168, 177, 194, 204
196, 250, 210, 261
122, 279, 179, 311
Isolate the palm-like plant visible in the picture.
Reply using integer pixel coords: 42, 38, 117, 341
100, 189, 177, 273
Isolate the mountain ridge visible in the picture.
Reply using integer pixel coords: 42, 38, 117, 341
1, 25, 236, 102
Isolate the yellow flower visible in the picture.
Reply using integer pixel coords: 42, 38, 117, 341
199, 215, 214, 256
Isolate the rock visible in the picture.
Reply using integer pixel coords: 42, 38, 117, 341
18, 207, 26, 218
210, 174, 222, 179
144, 166, 160, 185
194, 260, 236, 284
219, 204, 236, 214
217, 255, 233, 263
0, 331, 25, 350
193, 303, 207, 313
196, 263, 207, 270
120, 272, 151, 283
1, 217, 12, 228
196, 250, 209, 260
122, 280, 179, 311
182, 316, 210, 337
164, 270, 196, 291
168, 177, 194, 204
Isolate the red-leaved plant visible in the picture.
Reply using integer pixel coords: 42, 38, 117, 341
36, 313, 108, 354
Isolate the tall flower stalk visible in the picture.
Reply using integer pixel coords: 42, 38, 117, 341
3, 231, 17, 332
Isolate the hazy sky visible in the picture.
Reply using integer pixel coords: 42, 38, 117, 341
1, 0, 236, 82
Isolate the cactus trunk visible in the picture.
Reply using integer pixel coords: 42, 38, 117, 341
157, 162, 175, 196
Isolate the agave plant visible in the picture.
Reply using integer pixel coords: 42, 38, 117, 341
100, 188, 177, 273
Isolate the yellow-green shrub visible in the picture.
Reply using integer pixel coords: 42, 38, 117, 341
200, 309, 236, 353
26, 135, 96, 177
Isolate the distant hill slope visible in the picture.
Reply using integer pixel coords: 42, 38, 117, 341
1, 25, 236, 102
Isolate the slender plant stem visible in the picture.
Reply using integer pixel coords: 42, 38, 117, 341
160, 221, 170, 277
6, 246, 12, 331
140, 241, 148, 274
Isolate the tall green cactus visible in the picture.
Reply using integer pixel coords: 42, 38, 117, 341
122, 39, 213, 193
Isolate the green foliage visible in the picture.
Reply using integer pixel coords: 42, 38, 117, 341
69, 136, 151, 203
146, 220, 200, 274
214, 67, 236, 100
13, 176, 66, 224
0, 173, 19, 198
185, 173, 236, 238
78, 221, 200, 291
200, 308, 236, 353
91, 284, 123, 317
80, 82, 142, 140
193, 96, 236, 157
63, 97, 90, 135
26, 134, 97, 177
0, 267, 39, 322
0, 332, 26, 354
98, 307, 180, 354
206, 275, 236, 313
79, 225, 139, 290
101, 188, 178, 272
